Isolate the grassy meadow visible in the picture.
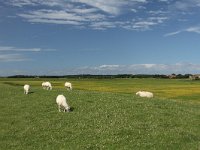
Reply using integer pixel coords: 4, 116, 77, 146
0, 78, 200, 149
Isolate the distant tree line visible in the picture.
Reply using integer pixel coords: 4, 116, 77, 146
6, 74, 192, 79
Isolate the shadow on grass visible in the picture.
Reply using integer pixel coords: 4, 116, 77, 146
23, 91, 34, 95
29, 91, 34, 94
69, 107, 75, 112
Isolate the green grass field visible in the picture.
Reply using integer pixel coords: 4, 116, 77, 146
0, 78, 200, 149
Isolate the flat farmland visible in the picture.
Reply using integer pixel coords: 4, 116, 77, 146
0, 78, 199, 149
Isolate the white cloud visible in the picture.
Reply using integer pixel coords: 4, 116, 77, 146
7, 0, 37, 7
0, 54, 29, 62
166, 0, 200, 18
7, 0, 147, 15
18, 63, 200, 75
77, 63, 200, 75
7, 0, 64, 7
124, 17, 168, 31
18, 7, 106, 26
0, 46, 55, 52
0, 46, 41, 52
0, 45, 56, 62
131, 9, 137, 13
186, 26, 200, 34
132, 21, 157, 30
6, 0, 159, 31
90, 21, 116, 30
165, 26, 200, 37
5, 0, 200, 32
19, 9, 85, 23
149, 10, 168, 15
158, 0, 168, 2
70, 0, 147, 15
173, 0, 200, 11
142, 64, 156, 68
164, 30, 182, 37
174, 2, 191, 11
1, 63, 200, 75
98, 65, 120, 70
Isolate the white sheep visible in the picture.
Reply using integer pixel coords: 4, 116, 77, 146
24, 84, 30, 94
56, 94, 70, 112
42, 81, 52, 90
42, 82, 46, 89
64, 82, 72, 90
136, 91, 153, 98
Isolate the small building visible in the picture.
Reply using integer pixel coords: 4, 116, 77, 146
168, 74, 176, 79
189, 74, 200, 80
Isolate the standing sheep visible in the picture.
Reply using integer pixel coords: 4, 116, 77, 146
42, 81, 52, 90
24, 84, 30, 94
136, 91, 153, 98
56, 94, 70, 112
64, 82, 72, 90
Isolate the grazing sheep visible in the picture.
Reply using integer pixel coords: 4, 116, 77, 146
42, 81, 52, 90
64, 82, 72, 90
136, 91, 153, 98
56, 94, 70, 112
24, 84, 30, 94
42, 82, 46, 89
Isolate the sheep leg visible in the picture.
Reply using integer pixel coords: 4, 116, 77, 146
58, 105, 61, 112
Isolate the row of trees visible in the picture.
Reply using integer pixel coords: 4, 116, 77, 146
6, 74, 192, 79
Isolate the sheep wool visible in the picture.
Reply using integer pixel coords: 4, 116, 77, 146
56, 94, 70, 112
136, 91, 153, 98
42, 81, 52, 90
64, 82, 72, 90
24, 84, 30, 94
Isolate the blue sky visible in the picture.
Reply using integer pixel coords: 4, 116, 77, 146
0, 0, 200, 76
